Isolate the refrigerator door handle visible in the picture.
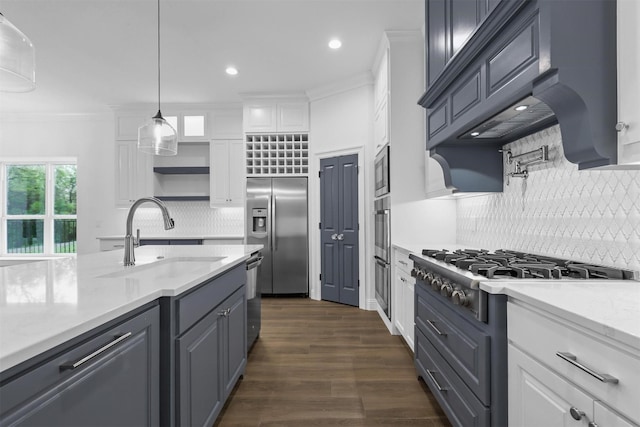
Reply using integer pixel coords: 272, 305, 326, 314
267, 195, 273, 250
272, 195, 277, 250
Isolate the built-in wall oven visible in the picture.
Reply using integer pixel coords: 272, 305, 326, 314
374, 145, 390, 197
374, 197, 390, 318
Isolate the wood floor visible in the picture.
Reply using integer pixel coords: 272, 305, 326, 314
214, 297, 452, 427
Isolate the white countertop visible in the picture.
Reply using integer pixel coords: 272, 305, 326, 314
0, 244, 262, 372
96, 235, 244, 240
392, 243, 640, 352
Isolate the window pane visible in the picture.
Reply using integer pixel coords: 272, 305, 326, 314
6, 165, 46, 215
7, 219, 44, 254
54, 219, 77, 253
54, 165, 77, 215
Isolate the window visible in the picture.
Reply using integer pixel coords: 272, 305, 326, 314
1, 160, 77, 255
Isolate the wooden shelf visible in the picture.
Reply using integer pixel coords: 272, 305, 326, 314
153, 167, 210, 175
155, 196, 210, 201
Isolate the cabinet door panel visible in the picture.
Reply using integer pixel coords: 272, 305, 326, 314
426, 0, 448, 87
509, 344, 593, 427
223, 289, 247, 397
0, 307, 159, 427
594, 402, 636, 427
451, 0, 481, 55
177, 311, 223, 427
228, 141, 245, 204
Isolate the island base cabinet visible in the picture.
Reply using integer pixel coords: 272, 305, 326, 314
0, 306, 160, 427
176, 286, 246, 427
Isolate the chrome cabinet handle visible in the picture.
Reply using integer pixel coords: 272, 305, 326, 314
399, 260, 408, 266
60, 332, 133, 371
426, 319, 446, 336
556, 352, 619, 384
570, 407, 585, 421
426, 369, 447, 392
400, 277, 407, 283
615, 122, 629, 132
331, 233, 338, 240
218, 308, 231, 317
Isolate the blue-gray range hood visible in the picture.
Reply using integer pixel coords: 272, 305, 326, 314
419, 0, 617, 193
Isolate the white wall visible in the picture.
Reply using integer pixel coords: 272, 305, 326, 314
457, 125, 640, 273
0, 113, 115, 254
308, 81, 374, 308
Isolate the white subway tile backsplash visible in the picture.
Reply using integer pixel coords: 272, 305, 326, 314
457, 125, 640, 273
130, 202, 244, 237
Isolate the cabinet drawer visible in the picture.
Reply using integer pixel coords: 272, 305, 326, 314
0, 305, 159, 423
176, 264, 245, 335
416, 284, 491, 404
508, 301, 640, 423
415, 328, 490, 427
394, 249, 413, 275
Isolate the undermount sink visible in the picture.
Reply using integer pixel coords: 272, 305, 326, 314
98, 256, 226, 279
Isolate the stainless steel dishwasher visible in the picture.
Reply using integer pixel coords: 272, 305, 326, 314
246, 251, 263, 349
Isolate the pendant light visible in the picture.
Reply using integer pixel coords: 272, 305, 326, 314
0, 12, 35, 92
138, 0, 177, 156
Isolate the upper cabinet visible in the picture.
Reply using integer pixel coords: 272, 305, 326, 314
617, 0, 640, 166
114, 140, 154, 207
373, 47, 390, 153
210, 140, 245, 207
243, 99, 309, 133
115, 110, 209, 142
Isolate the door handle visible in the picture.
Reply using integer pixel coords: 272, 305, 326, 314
337, 234, 344, 241
331, 233, 338, 240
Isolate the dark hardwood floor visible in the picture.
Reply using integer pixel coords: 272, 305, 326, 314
214, 297, 451, 427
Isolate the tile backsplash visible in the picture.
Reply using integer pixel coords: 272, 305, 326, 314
457, 125, 640, 273
130, 202, 244, 237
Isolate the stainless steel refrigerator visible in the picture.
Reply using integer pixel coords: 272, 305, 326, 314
246, 177, 309, 295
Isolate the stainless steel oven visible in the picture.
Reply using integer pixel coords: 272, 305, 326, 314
374, 145, 390, 197
374, 197, 390, 319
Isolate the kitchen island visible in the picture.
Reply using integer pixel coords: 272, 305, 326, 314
0, 244, 261, 426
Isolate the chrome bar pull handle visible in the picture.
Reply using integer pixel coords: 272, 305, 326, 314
426, 319, 447, 336
425, 369, 447, 392
556, 352, 619, 384
60, 332, 133, 371
272, 195, 277, 250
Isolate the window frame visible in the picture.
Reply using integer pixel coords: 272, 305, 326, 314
0, 158, 78, 257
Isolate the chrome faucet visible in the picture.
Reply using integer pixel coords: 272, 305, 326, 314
124, 197, 175, 266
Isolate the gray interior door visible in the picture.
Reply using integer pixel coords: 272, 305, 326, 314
320, 154, 359, 306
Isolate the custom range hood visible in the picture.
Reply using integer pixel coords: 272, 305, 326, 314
419, 0, 617, 193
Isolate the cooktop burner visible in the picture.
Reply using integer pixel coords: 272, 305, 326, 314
421, 249, 635, 280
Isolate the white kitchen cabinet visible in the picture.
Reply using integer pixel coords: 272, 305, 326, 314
372, 45, 389, 153
243, 101, 309, 133
114, 140, 154, 207
392, 247, 415, 351
508, 300, 640, 426
617, 0, 640, 165
162, 111, 209, 142
115, 112, 149, 140
210, 140, 245, 207
210, 108, 243, 140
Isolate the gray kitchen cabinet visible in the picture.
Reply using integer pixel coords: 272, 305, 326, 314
169, 264, 247, 427
0, 305, 160, 426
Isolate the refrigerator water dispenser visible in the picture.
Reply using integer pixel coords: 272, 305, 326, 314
251, 209, 267, 234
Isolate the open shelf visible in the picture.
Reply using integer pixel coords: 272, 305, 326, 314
245, 133, 309, 176
153, 167, 210, 175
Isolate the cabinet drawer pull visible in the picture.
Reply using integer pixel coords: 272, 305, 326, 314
60, 332, 133, 371
426, 369, 447, 392
217, 308, 231, 317
399, 260, 408, 266
556, 352, 619, 384
426, 319, 446, 336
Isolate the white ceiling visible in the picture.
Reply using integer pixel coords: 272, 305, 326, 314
1, 0, 424, 114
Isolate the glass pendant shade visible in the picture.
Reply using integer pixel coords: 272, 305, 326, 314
0, 13, 35, 92
137, 111, 178, 156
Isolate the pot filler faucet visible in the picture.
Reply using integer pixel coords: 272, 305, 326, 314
124, 197, 175, 266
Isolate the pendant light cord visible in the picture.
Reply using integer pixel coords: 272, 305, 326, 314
157, 0, 161, 113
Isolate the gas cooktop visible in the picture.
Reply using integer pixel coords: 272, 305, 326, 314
421, 249, 636, 281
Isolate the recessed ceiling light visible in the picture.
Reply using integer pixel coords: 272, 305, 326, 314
328, 39, 342, 49
225, 66, 238, 76
470, 131, 480, 137
514, 105, 528, 111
